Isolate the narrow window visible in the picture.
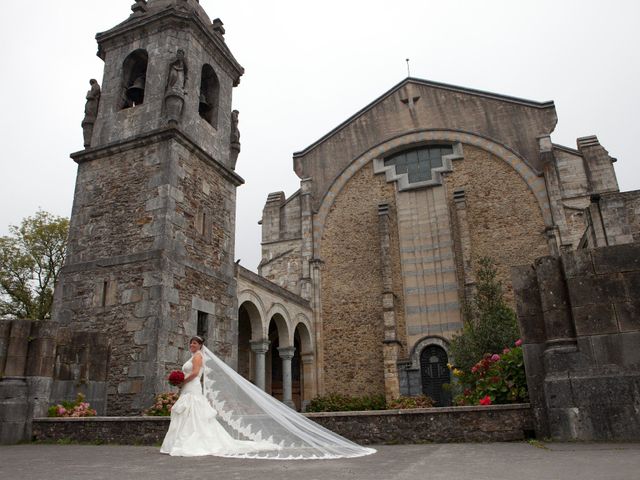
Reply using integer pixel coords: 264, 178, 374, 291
101, 281, 108, 307
197, 311, 208, 338
196, 210, 206, 234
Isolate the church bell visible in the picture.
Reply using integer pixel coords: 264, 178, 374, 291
126, 76, 146, 106
199, 92, 211, 116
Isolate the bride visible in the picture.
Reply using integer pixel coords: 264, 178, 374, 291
160, 336, 375, 459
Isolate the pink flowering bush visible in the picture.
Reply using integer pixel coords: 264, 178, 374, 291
143, 392, 179, 416
451, 340, 528, 406
48, 393, 97, 417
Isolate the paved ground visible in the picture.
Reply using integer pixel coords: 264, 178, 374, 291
1, 442, 639, 480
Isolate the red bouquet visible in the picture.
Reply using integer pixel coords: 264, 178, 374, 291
168, 370, 185, 387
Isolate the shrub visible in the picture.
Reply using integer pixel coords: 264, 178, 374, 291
305, 393, 386, 412
143, 392, 179, 416
48, 393, 97, 418
387, 395, 434, 409
306, 393, 435, 412
449, 257, 520, 371
452, 340, 528, 406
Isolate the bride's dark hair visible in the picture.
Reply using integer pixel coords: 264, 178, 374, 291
189, 335, 205, 345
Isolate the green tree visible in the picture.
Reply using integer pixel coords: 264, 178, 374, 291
0, 210, 69, 320
449, 257, 520, 371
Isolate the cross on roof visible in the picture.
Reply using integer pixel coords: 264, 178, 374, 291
400, 85, 421, 110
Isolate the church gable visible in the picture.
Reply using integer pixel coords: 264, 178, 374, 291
293, 78, 557, 210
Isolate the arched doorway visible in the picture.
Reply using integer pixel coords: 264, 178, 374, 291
266, 313, 290, 401
420, 345, 451, 406
291, 330, 301, 409
237, 303, 253, 382
293, 320, 314, 411
268, 320, 281, 400
237, 300, 263, 386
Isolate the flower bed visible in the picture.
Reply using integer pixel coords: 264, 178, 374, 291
451, 340, 528, 406
48, 393, 97, 418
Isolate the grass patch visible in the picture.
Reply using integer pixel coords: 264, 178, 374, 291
527, 439, 549, 450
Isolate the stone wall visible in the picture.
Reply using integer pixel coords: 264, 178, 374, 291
259, 191, 304, 296
54, 142, 165, 414
32, 404, 533, 445
596, 190, 640, 245
512, 243, 640, 441
33, 416, 170, 445
54, 130, 242, 415
0, 319, 109, 444
319, 163, 404, 397
259, 239, 303, 295
313, 143, 552, 398
308, 404, 533, 444
171, 141, 239, 365
445, 144, 550, 303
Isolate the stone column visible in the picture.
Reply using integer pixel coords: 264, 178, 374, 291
278, 346, 296, 408
452, 189, 475, 298
534, 256, 576, 351
310, 259, 324, 394
250, 340, 270, 391
299, 178, 314, 301
378, 203, 401, 402
544, 226, 560, 256
300, 353, 315, 411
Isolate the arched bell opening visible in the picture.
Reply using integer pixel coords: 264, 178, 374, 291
120, 49, 148, 109
198, 64, 219, 127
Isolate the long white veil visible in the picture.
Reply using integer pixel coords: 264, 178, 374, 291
200, 346, 376, 460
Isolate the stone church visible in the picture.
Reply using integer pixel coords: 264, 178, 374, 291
256, 76, 639, 408
2, 0, 638, 429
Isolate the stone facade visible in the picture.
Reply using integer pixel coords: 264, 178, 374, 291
50, 0, 244, 415
319, 164, 402, 398
444, 144, 550, 302
512, 243, 640, 441
260, 77, 632, 404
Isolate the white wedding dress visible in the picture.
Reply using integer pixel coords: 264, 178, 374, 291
159, 347, 376, 460
160, 351, 278, 457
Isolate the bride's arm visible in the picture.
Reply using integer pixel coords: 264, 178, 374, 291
181, 351, 203, 384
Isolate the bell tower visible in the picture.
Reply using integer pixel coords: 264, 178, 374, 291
53, 0, 244, 414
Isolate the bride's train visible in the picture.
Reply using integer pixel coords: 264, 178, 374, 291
160, 346, 376, 459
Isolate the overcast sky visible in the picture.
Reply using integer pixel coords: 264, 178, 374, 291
1, 0, 639, 270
